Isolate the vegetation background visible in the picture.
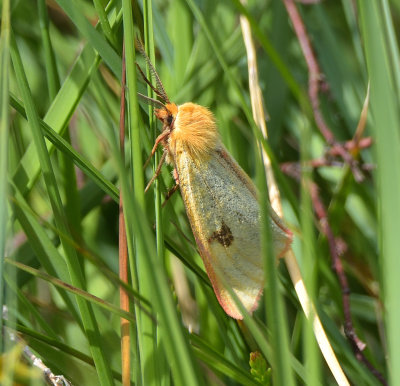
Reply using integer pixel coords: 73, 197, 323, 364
1, 0, 400, 385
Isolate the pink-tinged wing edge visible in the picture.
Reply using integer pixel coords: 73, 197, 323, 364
192, 232, 251, 319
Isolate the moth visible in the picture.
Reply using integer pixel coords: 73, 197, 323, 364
138, 52, 292, 320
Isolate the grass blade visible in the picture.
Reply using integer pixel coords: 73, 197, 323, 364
0, 0, 10, 351
359, 2, 400, 384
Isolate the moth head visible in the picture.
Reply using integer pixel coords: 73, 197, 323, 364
155, 103, 178, 131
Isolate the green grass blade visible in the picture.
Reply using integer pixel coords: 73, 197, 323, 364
300, 108, 321, 384
359, 2, 400, 384
381, 0, 400, 97
257, 161, 296, 386
141, 2, 167, 384
92, 0, 117, 48
121, 1, 143, 384
37, 0, 60, 98
0, 0, 10, 351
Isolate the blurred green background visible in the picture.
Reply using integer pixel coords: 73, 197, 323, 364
2, 0, 400, 385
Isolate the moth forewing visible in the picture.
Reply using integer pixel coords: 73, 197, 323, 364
140, 64, 292, 318
172, 137, 291, 319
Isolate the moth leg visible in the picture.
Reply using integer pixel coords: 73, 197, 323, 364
144, 150, 167, 193
143, 129, 170, 169
172, 168, 180, 185
162, 184, 180, 207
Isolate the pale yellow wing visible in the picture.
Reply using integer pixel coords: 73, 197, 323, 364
173, 142, 291, 319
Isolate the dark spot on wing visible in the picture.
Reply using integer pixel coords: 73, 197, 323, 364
208, 221, 234, 247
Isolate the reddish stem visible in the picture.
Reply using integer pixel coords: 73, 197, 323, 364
283, 0, 363, 181
119, 43, 131, 386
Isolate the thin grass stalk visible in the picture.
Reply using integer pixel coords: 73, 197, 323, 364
93, 0, 117, 48
239, 8, 280, 208
258, 160, 295, 386
0, 0, 10, 353
142, 2, 168, 383
88, 69, 148, 385
300, 118, 320, 384
10, 31, 114, 385
139, 7, 158, 386
190, 334, 260, 385
359, 2, 400, 384
381, 0, 400, 98
37, 0, 60, 98
121, 1, 146, 385
143, 0, 165, 313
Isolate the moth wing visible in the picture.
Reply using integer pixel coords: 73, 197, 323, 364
174, 143, 291, 319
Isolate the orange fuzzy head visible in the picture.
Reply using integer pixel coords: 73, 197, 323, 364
155, 103, 178, 128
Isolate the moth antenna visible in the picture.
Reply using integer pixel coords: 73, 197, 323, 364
136, 63, 167, 102
144, 58, 170, 103
137, 92, 166, 109
136, 39, 170, 103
